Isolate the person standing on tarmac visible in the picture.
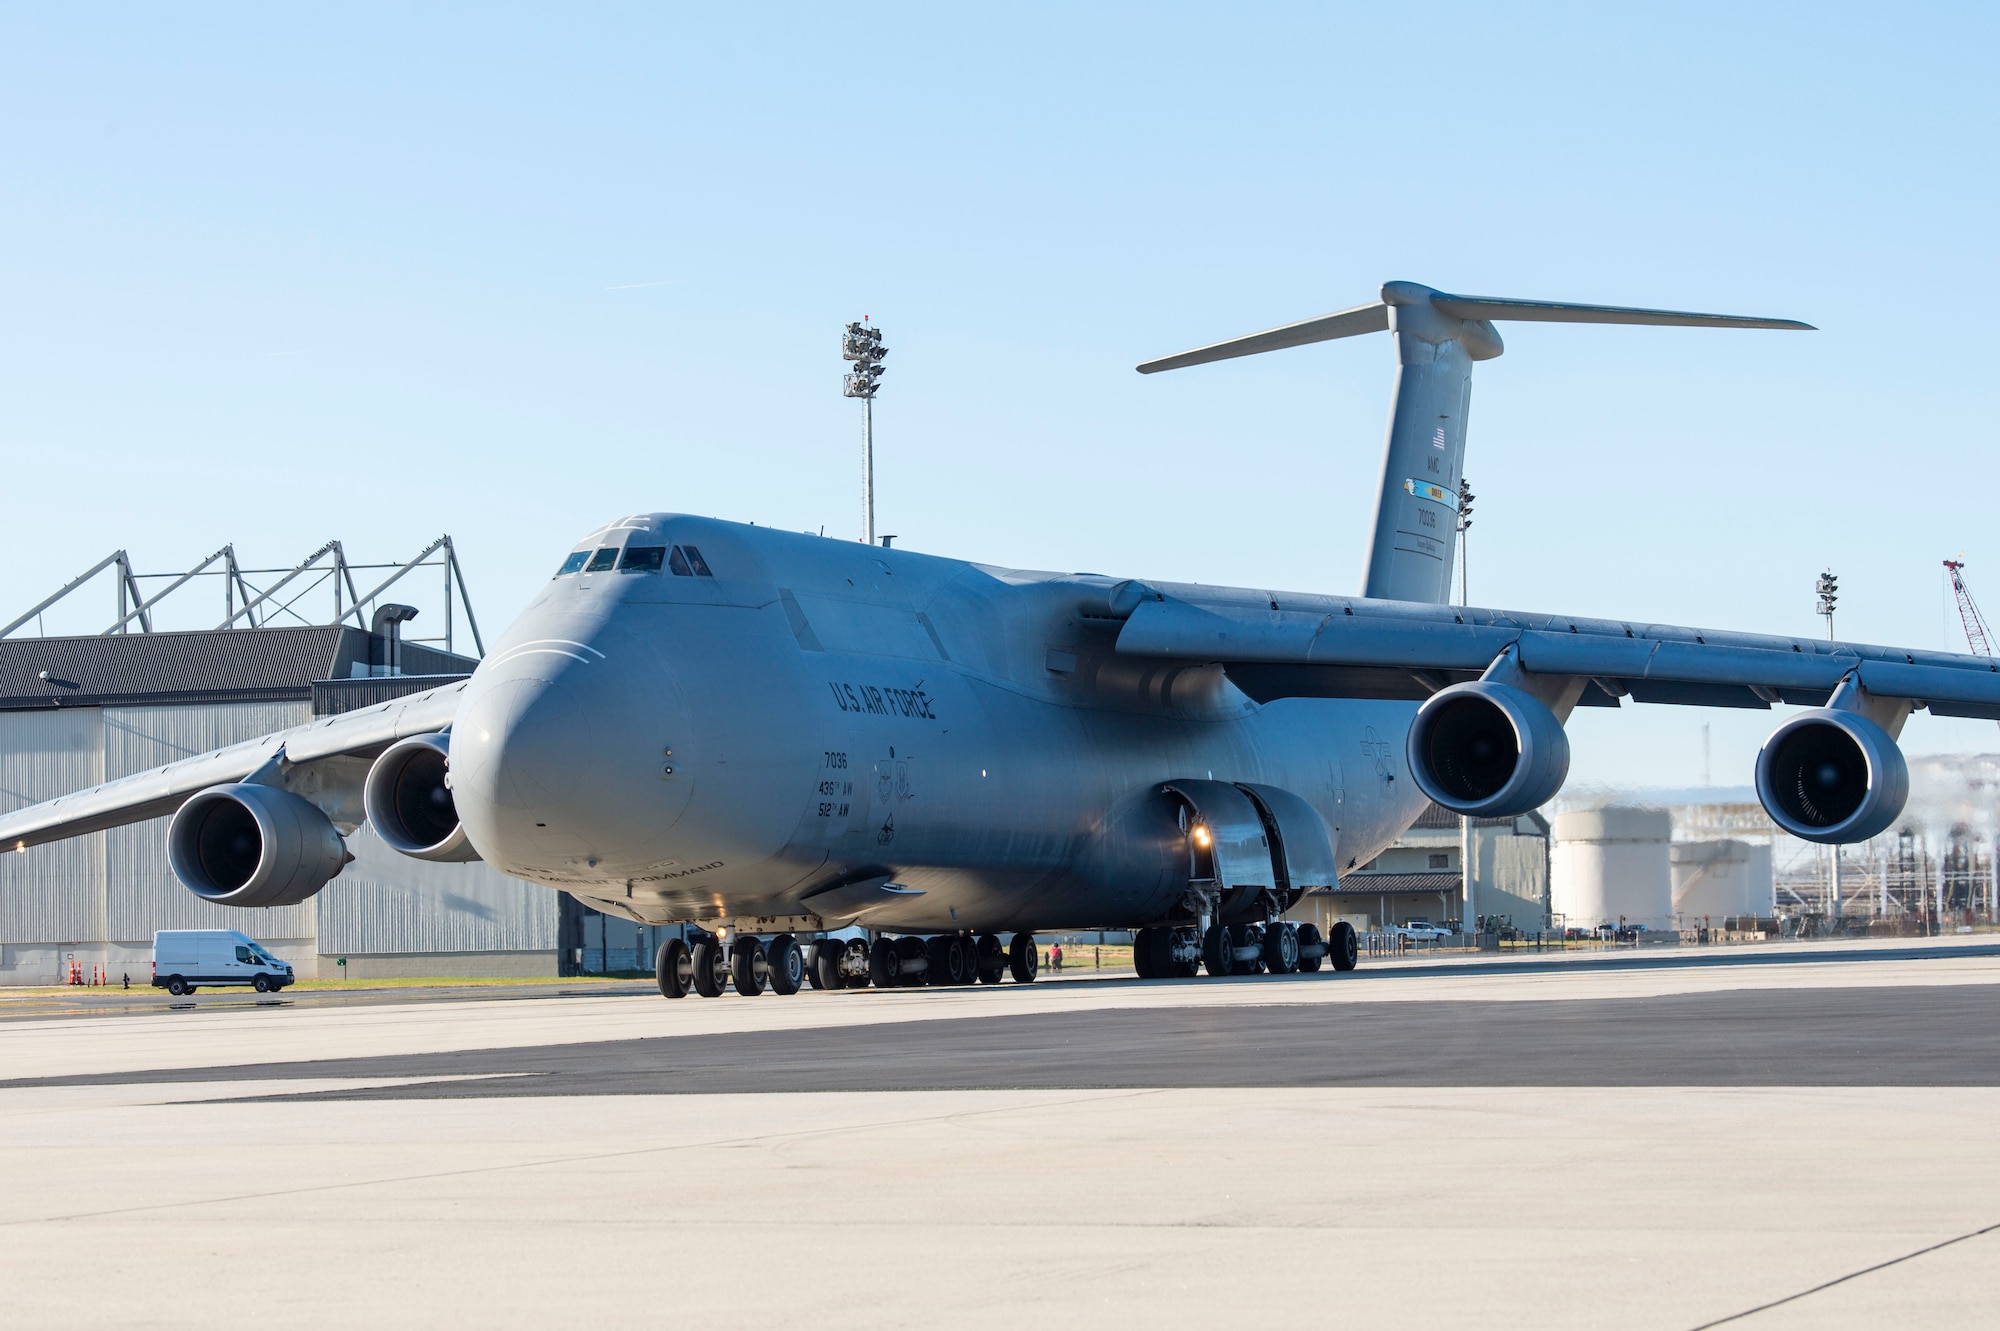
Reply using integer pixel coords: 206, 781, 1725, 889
1050, 942, 1063, 972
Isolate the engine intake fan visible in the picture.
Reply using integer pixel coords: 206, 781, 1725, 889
1407, 681, 1570, 819
365, 733, 481, 862
1754, 708, 1908, 844
166, 783, 351, 909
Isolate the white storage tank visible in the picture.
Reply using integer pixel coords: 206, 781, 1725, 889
1551, 807, 1673, 930
1671, 840, 1773, 922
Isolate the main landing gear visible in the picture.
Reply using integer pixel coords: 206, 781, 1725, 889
1132, 920, 1358, 980
657, 931, 1041, 999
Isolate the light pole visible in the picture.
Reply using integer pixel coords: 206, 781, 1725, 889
1456, 477, 1475, 607
1457, 476, 1476, 944
842, 320, 888, 545
1815, 568, 1840, 916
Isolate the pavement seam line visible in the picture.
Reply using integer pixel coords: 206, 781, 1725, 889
6, 1088, 1157, 1226
1686, 1218, 2000, 1328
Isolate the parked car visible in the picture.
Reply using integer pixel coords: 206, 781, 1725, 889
1395, 920, 1454, 942
152, 930, 294, 996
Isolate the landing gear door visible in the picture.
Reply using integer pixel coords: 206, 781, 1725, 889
1159, 779, 1274, 901
1235, 782, 1340, 897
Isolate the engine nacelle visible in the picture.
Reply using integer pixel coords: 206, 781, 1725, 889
364, 734, 480, 862
1754, 709, 1909, 844
1407, 681, 1571, 819
166, 783, 350, 909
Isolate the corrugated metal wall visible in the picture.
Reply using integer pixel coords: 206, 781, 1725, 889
317, 824, 556, 954
103, 703, 319, 940
1, 699, 555, 960
0, 709, 105, 942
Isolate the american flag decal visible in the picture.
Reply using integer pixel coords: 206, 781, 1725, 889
1432, 426, 1447, 449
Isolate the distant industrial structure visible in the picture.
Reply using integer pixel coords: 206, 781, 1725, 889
0, 540, 564, 985
1292, 801, 1552, 936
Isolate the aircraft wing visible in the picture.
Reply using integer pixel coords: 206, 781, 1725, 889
0, 680, 467, 851
1113, 592, 2000, 719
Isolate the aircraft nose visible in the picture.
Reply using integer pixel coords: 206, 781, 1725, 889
446, 630, 691, 877
453, 673, 589, 816
449, 657, 601, 871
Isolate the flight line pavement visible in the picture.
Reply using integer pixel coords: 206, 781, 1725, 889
0, 932, 1994, 1082
4, 936, 1996, 1329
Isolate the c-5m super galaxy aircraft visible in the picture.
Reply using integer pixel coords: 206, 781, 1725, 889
5, 281, 1992, 999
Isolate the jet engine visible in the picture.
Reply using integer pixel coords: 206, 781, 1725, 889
363, 734, 480, 862
1754, 708, 1909, 843
166, 783, 351, 908
1406, 681, 1571, 819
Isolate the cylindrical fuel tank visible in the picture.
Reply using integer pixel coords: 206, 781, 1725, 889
1550, 807, 1672, 930
1670, 839, 1773, 921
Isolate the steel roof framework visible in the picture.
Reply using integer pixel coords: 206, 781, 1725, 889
0, 537, 485, 656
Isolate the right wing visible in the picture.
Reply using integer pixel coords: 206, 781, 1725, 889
0, 680, 467, 851
1112, 590, 2000, 718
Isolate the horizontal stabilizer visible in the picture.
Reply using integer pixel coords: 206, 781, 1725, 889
1136, 280, 1811, 373
1136, 301, 1389, 373
1426, 292, 1813, 331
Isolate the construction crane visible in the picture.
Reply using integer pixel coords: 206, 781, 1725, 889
1945, 558, 1995, 659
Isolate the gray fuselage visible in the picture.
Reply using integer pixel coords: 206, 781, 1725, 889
446, 514, 1428, 931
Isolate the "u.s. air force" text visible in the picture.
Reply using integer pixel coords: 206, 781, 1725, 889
829, 681, 936, 720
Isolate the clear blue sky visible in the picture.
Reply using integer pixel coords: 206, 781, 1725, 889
1, 4, 1994, 787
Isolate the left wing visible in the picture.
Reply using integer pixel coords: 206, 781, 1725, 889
1112, 589, 2000, 719
0, 680, 466, 851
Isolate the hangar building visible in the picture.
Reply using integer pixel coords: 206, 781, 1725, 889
0, 541, 563, 985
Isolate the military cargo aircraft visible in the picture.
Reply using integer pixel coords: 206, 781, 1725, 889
6, 281, 1992, 998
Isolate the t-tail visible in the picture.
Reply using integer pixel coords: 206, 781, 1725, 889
1138, 281, 1812, 605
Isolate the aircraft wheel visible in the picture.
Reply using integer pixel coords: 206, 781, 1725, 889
1201, 925, 1232, 978
731, 937, 768, 996
929, 934, 971, 986
869, 936, 900, 989
974, 933, 1006, 984
1232, 923, 1265, 975
1330, 920, 1359, 972
1008, 932, 1038, 983
656, 938, 692, 999
1263, 922, 1300, 975
690, 938, 727, 997
811, 940, 844, 990
1132, 927, 1154, 978
1296, 923, 1325, 973
166, 976, 187, 996
253, 974, 273, 993
767, 934, 804, 995
895, 934, 930, 986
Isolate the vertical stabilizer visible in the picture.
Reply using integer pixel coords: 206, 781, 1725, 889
1361, 282, 1498, 603
1137, 282, 1810, 605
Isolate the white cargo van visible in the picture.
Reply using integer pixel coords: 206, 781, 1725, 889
152, 930, 294, 995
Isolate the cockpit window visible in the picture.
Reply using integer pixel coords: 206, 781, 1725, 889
555, 551, 590, 577
584, 547, 619, 573
682, 545, 714, 577
620, 545, 666, 573
668, 547, 693, 577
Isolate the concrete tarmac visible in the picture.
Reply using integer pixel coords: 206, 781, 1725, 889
4, 937, 1997, 1328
